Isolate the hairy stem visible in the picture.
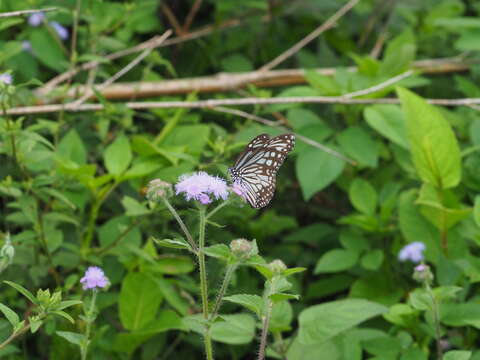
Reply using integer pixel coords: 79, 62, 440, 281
258, 299, 274, 360
80, 289, 97, 360
162, 198, 197, 252
426, 283, 442, 360
210, 263, 237, 320
197, 206, 213, 360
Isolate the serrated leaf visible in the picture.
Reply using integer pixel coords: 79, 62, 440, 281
4, 281, 38, 305
223, 294, 264, 317
255, 264, 274, 280
0, 303, 19, 327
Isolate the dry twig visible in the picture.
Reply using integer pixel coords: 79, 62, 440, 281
0, 7, 56, 18
259, 0, 360, 71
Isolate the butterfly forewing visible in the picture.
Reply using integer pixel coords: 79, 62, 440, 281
229, 133, 295, 208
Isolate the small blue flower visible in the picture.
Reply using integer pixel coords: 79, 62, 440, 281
28, 12, 45, 26
175, 172, 229, 204
398, 242, 425, 263
50, 21, 69, 40
0, 73, 13, 85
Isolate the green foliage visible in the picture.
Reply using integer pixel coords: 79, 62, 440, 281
1, 0, 480, 358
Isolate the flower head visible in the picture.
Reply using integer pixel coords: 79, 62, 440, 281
80, 266, 109, 290
50, 21, 69, 40
0, 73, 12, 85
28, 12, 45, 26
146, 179, 172, 201
175, 172, 229, 204
230, 238, 257, 259
398, 241, 425, 263
413, 262, 433, 283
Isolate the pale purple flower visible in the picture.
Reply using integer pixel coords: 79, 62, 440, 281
0, 73, 12, 85
22, 41, 32, 52
50, 21, 69, 40
175, 172, 229, 204
232, 182, 247, 200
80, 266, 109, 290
28, 12, 45, 26
414, 264, 427, 272
398, 242, 425, 263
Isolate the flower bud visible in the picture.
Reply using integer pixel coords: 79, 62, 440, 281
413, 263, 434, 283
146, 179, 172, 202
0, 234, 15, 273
268, 259, 287, 274
230, 239, 257, 259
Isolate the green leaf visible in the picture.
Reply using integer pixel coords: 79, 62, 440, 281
0, 303, 19, 328
441, 303, 480, 329
56, 331, 85, 346
204, 244, 231, 260
119, 272, 163, 331
152, 237, 191, 250
254, 264, 274, 280
223, 294, 264, 317
296, 145, 345, 200
153, 277, 189, 315
269, 293, 300, 302
121, 196, 150, 216
57, 129, 87, 165
104, 134, 132, 176
210, 314, 255, 344
473, 195, 480, 227
30, 28, 68, 71
304, 69, 340, 95
4, 281, 38, 305
364, 105, 409, 149
29, 318, 43, 334
337, 126, 378, 168
51, 310, 75, 324
283, 267, 307, 277
397, 87, 461, 189
149, 256, 195, 275
443, 350, 472, 360
298, 299, 388, 344
349, 178, 377, 215
380, 30, 416, 76
314, 249, 359, 274
56, 300, 83, 311
360, 250, 384, 271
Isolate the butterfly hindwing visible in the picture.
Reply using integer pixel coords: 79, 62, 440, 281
229, 133, 295, 208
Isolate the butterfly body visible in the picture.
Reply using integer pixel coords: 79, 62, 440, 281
229, 133, 295, 208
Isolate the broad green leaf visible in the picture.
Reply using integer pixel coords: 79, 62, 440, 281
314, 249, 359, 274
283, 267, 307, 277
441, 303, 480, 328
204, 244, 231, 260
224, 294, 264, 317
56, 331, 85, 346
270, 301, 293, 332
51, 310, 75, 324
443, 350, 472, 360
364, 105, 409, 149
210, 314, 255, 344
118, 272, 163, 330
57, 129, 87, 165
298, 299, 388, 344
349, 178, 377, 215
474, 196, 480, 227
152, 237, 191, 250
379, 30, 416, 76
220, 53, 253, 72
269, 293, 300, 302
287, 108, 327, 130
98, 216, 141, 248
397, 87, 461, 189
0, 303, 19, 327
153, 277, 189, 315
149, 256, 195, 275
121, 196, 150, 216
360, 250, 384, 271
296, 145, 345, 200
337, 127, 378, 168
304, 69, 340, 95
30, 29, 68, 71
287, 337, 340, 360
104, 134, 132, 176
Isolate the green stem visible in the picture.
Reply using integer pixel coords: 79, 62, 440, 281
210, 263, 237, 321
81, 290, 97, 360
258, 277, 277, 360
205, 200, 229, 221
0, 323, 31, 350
197, 206, 213, 360
426, 283, 442, 360
162, 198, 197, 252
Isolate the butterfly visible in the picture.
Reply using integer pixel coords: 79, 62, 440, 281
229, 133, 295, 208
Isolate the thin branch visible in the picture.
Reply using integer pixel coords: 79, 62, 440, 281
8, 95, 480, 116
369, 0, 398, 58
42, 58, 476, 101
341, 70, 414, 98
213, 106, 356, 165
161, 3, 185, 36
259, 0, 360, 71
0, 7, 56, 18
183, 0, 203, 32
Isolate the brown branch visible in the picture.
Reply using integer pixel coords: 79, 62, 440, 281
45, 57, 475, 101
161, 3, 186, 36
7, 95, 480, 116
183, 0, 203, 33
0, 7, 56, 18
259, 0, 360, 71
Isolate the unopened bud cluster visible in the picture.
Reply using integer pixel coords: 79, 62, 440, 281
0, 234, 14, 273
230, 239, 257, 259
413, 263, 434, 284
268, 259, 287, 274
146, 179, 172, 202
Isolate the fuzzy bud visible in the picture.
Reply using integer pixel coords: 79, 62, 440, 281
413, 263, 434, 284
268, 259, 287, 274
146, 179, 172, 202
230, 239, 257, 259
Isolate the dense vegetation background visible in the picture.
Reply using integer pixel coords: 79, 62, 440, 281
2, 0, 480, 359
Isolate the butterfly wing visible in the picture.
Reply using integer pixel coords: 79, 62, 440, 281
230, 133, 295, 208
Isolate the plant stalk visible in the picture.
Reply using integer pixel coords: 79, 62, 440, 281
210, 263, 237, 320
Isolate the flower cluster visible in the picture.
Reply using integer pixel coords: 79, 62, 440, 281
28, 12, 69, 40
175, 172, 229, 204
0, 73, 12, 85
398, 241, 425, 263
80, 266, 109, 290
